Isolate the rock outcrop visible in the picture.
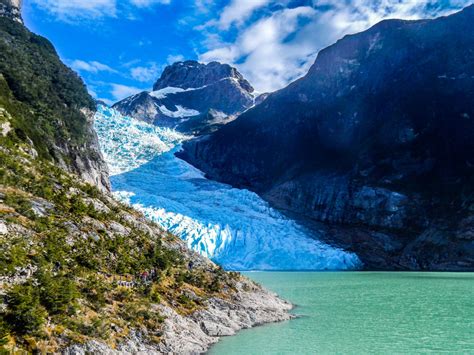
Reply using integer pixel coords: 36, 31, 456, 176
179, 6, 474, 270
0, 0, 22, 23
113, 61, 256, 135
66, 279, 292, 354
153, 60, 253, 93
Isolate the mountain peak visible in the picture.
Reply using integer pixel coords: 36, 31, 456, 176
0, 0, 22, 23
114, 59, 256, 135
153, 60, 254, 93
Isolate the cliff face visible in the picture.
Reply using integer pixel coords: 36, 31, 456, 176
179, 6, 474, 270
113, 61, 256, 135
0, 9, 110, 191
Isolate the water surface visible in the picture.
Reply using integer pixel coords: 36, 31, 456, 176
210, 272, 474, 354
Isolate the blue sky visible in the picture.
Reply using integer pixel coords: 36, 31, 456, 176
22, 0, 472, 104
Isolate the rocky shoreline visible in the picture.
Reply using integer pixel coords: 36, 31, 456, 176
65, 278, 293, 354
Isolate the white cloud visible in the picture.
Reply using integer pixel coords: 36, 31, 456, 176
194, 0, 215, 14
199, 0, 472, 93
200, 6, 318, 92
200, 46, 238, 65
129, 56, 185, 84
130, 0, 171, 6
218, 0, 271, 29
88, 88, 98, 98
29, 0, 172, 20
130, 63, 161, 82
310, 0, 469, 34
71, 60, 116, 74
30, 0, 118, 20
110, 84, 144, 101
138, 39, 152, 46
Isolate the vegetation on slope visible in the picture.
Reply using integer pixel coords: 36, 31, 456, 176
0, 18, 94, 158
0, 17, 109, 193
0, 98, 239, 352
0, 14, 240, 353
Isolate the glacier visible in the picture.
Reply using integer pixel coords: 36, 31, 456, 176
94, 105, 361, 270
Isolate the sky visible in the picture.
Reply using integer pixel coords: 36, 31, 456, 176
22, 0, 473, 105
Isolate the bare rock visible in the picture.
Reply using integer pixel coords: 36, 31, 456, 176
63, 277, 293, 355
0, 221, 8, 235
84, 197, 111, 214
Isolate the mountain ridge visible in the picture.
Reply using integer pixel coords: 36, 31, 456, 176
0, 13, 110, 191
153, 60, 253, 93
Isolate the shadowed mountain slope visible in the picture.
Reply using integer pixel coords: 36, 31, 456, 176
179, 6, 474, 270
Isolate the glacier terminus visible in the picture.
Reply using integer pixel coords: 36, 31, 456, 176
94, 105, 361, 270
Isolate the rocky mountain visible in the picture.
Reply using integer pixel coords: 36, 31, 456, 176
0, 2, 109, 191
179, 6, 474, 271
0, 4, 290, 353
113, 60, 256, 135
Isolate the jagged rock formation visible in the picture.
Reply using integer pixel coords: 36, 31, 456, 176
0, 0, 22, 23
0, 11, 110, 191
153, 60, 253, 92
113, 60, 256, 135
179, 6, 474, 270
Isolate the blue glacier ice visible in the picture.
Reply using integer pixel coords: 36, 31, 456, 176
94, 106, 361, 270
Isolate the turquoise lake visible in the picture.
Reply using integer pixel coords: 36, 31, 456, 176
210, 272, 474, 354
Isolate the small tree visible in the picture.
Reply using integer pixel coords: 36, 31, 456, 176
37, 271, 79, 315
5, 283, 47, 335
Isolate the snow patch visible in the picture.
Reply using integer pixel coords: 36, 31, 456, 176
158, 105, 200, 118
149, 87, 186, 99
149, 85, 207, 99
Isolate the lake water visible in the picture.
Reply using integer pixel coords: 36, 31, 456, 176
210, 272, 474, 354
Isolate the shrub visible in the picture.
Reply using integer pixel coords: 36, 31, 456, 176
149, 285, 162, 304
0, 318, 10, 346
5, 283, 47, 335
0, 238, 28, 274
36, 271, 79, 315
82, 276, 109, 310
